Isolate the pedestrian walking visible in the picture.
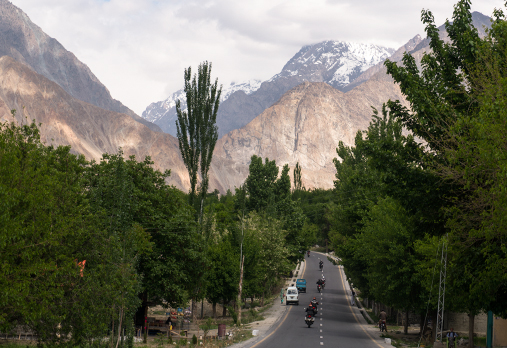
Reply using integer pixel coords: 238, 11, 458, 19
280, 288, 284, 304
447, 328, 458, 348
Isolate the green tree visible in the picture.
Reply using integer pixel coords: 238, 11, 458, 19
242, 212, 291, 303
85, 153, 197, 336
383, 2, 507, 343
293, 162, 304, 192
245, 155, 279, 212
176, 61, 222, 215
206, 237, 239, 318
0, 119, 93, 343
355, 197, 421, 334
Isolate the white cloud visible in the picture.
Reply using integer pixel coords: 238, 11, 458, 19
9, 0, 504, 115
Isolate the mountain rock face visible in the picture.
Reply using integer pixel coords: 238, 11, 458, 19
0, 56, 189, 188
0, 0, 161, 133
143, 41, 395, 137
209, 77, 410, 191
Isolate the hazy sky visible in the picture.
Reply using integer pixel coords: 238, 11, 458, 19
9, 0, 503, 115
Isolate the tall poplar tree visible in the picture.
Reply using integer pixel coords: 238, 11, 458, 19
176, 61, 222, 215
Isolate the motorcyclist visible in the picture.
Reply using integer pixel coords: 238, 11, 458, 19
311, 297, 319, 314
305, 303, 316, 317
307, 250, 310, 257
316, 279, 323, 293
319, 260, 324, 269
379, 309, 388, 331
321, 275, 326, 288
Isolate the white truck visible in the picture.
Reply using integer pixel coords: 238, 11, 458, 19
286, 286, 299, 305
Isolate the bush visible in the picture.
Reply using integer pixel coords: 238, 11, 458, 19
227, 306, 238, 325
192, 334, 198, 345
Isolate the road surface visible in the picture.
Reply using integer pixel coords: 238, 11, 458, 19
246, 253, 388, 348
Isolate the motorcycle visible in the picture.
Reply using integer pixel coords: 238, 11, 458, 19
319, 262, 323, 270
317, 284, 322, 293
307, 250, 310, 257
321, 280, 325, 289
305, 314, 315, 328
379, 320, 387, 332
311, 305, 318, 315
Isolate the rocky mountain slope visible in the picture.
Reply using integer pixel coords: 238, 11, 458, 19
143, 41, 395, 137
210, 76, 410, 191
0, 0, 161, 133
0, 56, 189, 188
206, 11, 492, 192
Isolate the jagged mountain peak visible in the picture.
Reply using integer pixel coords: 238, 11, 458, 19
271, 40, 395, 89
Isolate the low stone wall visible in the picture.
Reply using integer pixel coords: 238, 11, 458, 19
445, 312, 487, 336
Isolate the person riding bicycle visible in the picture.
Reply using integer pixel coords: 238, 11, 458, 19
379, 309, 387, 331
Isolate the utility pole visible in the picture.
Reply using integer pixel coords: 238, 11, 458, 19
435, 234, 448, 344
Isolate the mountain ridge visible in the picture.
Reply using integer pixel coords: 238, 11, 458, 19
143, 40, 395, 137
0, 0, 162, 133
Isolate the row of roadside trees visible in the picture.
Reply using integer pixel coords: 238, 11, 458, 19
328, 1, 507, 346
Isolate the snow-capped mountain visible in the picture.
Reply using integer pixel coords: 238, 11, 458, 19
142, 79, 261, 135
273, 41, 395, 89
142, 41, 395, 137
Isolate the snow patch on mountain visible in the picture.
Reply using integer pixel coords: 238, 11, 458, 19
142, 79, 261, 124
269, 41, 395, 88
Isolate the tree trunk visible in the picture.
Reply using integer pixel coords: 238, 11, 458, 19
431, 311, 437, 343
468, 313, 475, 348
212, 302, 217, 319
237, 254, 245, 326
143, 305, 148, 344
192, 298, 198, 329
222, 298, 227, 317
201, 299, 204, 319
419, 313, 425, 335
111, 308, 115, 348
404, 310, 409, 334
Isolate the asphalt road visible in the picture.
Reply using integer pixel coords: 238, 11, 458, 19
249, 253, 387, 348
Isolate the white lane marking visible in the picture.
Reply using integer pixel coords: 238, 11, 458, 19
320, 336, 323, 339
320, 324, 322, 326
320, 318, 322, 321
320, 342, 323, 345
